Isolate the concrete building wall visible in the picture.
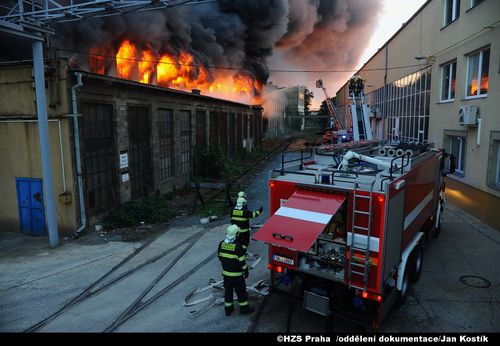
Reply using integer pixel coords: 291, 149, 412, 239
0, 60, 77, 233
0, 120, 78, 233
335, 0, 500, 230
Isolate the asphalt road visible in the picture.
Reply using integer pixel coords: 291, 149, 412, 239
0, 147, 499, 333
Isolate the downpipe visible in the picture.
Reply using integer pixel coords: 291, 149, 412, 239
71, 72, 86, 237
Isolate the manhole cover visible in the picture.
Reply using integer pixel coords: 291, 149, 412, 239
459, 275, 491, 288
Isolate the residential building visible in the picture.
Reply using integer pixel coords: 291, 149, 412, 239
336, 0, 500, 230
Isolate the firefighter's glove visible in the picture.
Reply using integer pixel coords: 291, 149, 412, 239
258, 206, 263, 214
244, 268, 249, 279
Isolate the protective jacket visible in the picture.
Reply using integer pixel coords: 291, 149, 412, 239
230, 207, 262, 250
230, 208, 262, 232
217, 240, 248, 277
217, 239, 251, 315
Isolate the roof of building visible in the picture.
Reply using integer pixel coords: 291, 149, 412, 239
72, 69, 262, 109
0, 59, 262, 109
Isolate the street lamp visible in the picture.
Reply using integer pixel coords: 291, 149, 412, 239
415, 55, 435, 63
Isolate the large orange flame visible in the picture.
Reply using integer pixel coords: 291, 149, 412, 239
116, 40, 137, 79
139, 49, 156, 84
107, 39, 262, 103
157, 54, 178, 86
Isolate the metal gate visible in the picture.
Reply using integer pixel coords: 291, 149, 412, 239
128, 105, 153, 198
80, 102, 119, 215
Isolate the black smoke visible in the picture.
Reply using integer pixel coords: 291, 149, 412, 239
4, 0, 382, 86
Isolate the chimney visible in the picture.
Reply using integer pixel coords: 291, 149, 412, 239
192, 89, 201, 95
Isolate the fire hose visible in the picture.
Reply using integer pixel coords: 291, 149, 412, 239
183, 251, 267, 318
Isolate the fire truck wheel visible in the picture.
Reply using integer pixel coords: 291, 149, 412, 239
410, 244, 423, 283
394, 265, 409, 309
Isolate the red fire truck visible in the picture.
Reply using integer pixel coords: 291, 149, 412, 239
253, 141, 448, 328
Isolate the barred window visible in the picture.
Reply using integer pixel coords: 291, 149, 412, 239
158, 109, 174, 181
180, 110, 191, 175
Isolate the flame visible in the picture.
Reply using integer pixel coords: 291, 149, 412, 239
89, 47, 106, 74
470, 75, 489, 96
480, 74, 488, 94
157, 54, 178, 86
116, 40, 137, 79
470, 78, 478, 96
139, 49, 156, 84
108, 39, 262, 103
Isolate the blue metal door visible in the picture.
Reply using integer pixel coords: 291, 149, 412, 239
16, 178, 46, 235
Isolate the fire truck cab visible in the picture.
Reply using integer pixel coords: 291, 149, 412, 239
253, 141, 447, 328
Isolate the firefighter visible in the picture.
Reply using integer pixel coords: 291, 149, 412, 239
217, 224, 254, 316
230, 196, 263, 253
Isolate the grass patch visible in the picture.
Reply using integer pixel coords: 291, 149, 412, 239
104, 193, 174, 229
195, 199, 227, 218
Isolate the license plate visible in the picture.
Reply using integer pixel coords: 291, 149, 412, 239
272, 254, 294, 266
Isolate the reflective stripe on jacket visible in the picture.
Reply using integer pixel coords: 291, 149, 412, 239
230, 208, 262, 232
217, 241, 247, 276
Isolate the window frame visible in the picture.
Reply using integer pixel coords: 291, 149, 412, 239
443, 0, 460, 27
486, 132, 500, 191
465, 47, 490, 99
440, 60, 457, 102
496, 145, 500, 187
469, 0, 483, 10
449, 136, 466, 176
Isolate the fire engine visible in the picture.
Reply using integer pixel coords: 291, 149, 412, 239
252, 140, 449, 328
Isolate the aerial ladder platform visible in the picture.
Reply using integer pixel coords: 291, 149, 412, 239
348, 76, 372, 141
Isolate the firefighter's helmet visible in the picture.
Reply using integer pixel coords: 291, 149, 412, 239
236, 197, 247, 209
238, 191, 246, 199
226, 224, 240, 241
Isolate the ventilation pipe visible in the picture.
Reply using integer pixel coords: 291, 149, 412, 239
340, 150, 393, 170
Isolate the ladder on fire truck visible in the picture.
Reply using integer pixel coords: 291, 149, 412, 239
348, 77, 373, 142
348, 179, 376, 291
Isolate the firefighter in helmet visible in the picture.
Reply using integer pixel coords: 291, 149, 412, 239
217, 224, 254, 316
230, 193, 263, 253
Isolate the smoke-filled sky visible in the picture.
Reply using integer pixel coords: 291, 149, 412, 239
1, 0, 427, 107
49, 0, 382, 102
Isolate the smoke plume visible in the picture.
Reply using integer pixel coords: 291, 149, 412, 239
50, 0, 381, 85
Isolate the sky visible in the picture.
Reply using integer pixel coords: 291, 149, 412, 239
306, 0, 429, 109
359, 0, 428, 66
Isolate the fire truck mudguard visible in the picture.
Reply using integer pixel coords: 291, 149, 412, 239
252, 189, 347, 252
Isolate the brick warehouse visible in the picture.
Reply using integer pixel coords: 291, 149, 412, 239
0, 58, 263, 235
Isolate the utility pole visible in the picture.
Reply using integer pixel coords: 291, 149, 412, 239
32, 39, 59, 247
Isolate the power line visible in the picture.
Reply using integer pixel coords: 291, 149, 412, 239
55, 47, 428, 74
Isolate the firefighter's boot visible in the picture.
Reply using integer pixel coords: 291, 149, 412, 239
225, 305, 234, 316
240, 305, 255, 315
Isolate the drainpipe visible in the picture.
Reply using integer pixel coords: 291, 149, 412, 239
383, 44, 388, 143
71, 72, 86, 237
